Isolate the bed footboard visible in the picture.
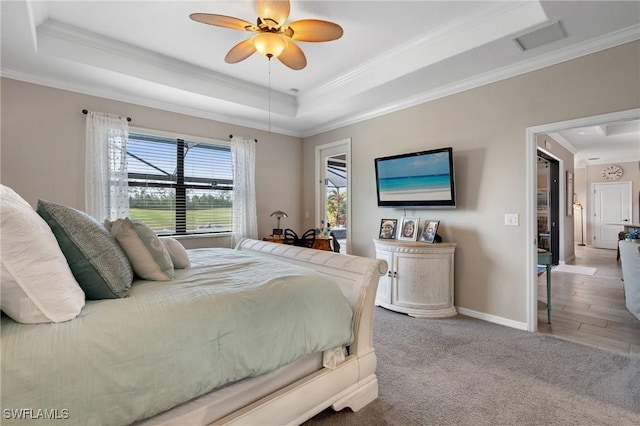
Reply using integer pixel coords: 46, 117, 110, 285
236, 238, 386, 358
231, 238, 386, 424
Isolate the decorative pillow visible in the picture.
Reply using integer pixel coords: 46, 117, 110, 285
160, 237, 191, 269
106, 218, 175, 281
0, 185, 85, 323
36, 200, 133, 299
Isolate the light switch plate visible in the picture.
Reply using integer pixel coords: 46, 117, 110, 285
505, 213, 519, 226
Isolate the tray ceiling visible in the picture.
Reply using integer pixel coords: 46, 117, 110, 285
2, 0, 639, 163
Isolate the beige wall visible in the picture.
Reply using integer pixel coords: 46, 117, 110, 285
2, 41, 639, 325
302, 41, 640, 324
0, 78, 304, 249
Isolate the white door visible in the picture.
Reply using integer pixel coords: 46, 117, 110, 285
593, 181, 632, 249
316, 139, 351, 253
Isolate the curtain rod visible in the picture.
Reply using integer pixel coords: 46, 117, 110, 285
229, 134, 258, 142
82, 109, 131, 122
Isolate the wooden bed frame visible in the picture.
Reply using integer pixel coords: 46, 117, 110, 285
217, 239, 386, 425
165, 238, 386, 425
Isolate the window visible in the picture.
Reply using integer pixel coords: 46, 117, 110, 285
125, 131, 233, 235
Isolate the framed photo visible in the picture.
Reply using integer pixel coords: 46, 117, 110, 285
398, 217, 419, 241
419, 220, 440, 243
379, 219, 398, 240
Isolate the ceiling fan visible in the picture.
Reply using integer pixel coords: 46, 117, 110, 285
190, 0, 343, 70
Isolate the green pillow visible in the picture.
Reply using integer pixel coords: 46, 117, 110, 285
36, 200, 133, 299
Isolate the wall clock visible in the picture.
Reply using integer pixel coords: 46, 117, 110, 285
601, 165, 623, 181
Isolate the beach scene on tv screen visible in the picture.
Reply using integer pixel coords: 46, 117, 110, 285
377, 152, 453, 201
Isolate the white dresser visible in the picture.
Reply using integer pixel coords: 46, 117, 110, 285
373, 239, 457, 318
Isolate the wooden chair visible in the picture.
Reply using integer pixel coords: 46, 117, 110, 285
283, 229, 316, 249
283, 229, 298, 246
617, 231, 627, 262
330, 231, 341, 253
299, 229, 316, 248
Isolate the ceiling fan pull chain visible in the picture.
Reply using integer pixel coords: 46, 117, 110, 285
268, 57, 272, 134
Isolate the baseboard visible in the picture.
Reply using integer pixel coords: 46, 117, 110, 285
456, 307, 529, 331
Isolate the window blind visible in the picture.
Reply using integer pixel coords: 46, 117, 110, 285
126, 132, 233, 235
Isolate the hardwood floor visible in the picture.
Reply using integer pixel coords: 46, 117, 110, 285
537, 244, 640, 355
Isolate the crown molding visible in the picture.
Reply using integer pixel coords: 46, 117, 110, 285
302, 24, 640, 138
0, 68, 302, 138
298, 1, 548, 112
7, 13, 638, 139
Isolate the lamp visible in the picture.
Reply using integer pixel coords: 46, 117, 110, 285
270, 210, 288, 236
252, 33, 288, 59
574, 203, 585, 246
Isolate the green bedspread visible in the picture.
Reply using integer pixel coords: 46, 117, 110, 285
1, 248, 354, 425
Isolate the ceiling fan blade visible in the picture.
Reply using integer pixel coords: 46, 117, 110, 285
277, 41, 306, 70
256, 0, 290, 27
190, 13, 257, 32
225, 39, 257, 63
287, 19, 344, 42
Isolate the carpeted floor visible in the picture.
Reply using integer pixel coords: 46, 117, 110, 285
304, 307, 640, 426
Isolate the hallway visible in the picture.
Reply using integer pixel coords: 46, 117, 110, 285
538, 245, 640, 355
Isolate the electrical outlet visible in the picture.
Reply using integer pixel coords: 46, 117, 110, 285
504, 213, 519, 226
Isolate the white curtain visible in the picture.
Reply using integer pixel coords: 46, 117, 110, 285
85, 111, 130, 221
231, 136, 258, 246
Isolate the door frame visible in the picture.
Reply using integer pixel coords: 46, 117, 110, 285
537, 149, 563, 265
315, 139, 352, 253
525, 108, 640, 332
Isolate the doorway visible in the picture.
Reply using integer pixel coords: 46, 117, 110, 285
315, 139, 351, 254
525, 108, 640, 332
537, 151, 560, 265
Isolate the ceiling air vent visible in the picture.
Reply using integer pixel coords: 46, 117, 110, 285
514, 22, 566, 52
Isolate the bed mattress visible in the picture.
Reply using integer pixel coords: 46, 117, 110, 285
1, 248, 354, 425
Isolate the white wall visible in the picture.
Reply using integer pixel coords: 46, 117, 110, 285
302, 41, 640, 324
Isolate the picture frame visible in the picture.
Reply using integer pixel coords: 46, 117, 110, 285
419, 220, 440, 243
398, 217, 419, 241
379, 219, 398, 240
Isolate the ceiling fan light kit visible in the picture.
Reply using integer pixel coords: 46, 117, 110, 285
190, 0, 343, 70
252, 32, 288, 58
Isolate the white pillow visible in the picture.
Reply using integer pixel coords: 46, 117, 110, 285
160, 237, 191, 269
0, 185, 85, 323
105, 218, 175, 281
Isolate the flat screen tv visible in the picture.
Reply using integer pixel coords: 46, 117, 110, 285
374, 147, 456, 208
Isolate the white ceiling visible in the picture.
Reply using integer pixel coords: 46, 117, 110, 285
550, 119, 640, 168
1, 1, 639, 163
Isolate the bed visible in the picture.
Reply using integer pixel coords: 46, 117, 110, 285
0, 186, 386, 426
